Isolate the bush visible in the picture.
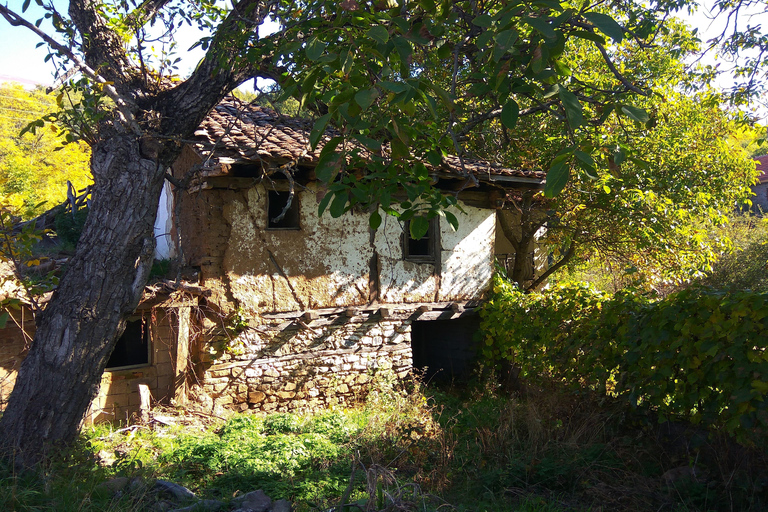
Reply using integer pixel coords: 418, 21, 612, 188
480, 276, 768, 440
695, 213, 768, 291
54, 206, 89, 249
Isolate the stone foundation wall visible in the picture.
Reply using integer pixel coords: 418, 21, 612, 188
197, 312, 414, 413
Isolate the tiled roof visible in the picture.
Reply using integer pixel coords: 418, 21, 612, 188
191, 97, 545, 184
756, 155, 768, 184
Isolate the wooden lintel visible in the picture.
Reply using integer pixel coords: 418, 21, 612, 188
378, 306, 394, 318
301, 311, 319, 321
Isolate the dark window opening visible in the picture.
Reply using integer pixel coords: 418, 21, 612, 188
106, 317, 150, 370
403, 218, 438, 263
230, 163, 265, 178
268, 190, 300, 229
411, 316, 480, 383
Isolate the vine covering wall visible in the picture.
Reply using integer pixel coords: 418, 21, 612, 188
480, 277, 768, 440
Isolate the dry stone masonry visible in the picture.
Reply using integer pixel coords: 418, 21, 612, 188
197, 309, 414, 413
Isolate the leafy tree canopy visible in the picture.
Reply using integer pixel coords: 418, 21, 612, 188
0, 83, 91, 219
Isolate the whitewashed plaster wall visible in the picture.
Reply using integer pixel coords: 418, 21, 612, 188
221, 183, 373, 314
375, 204, 495, 303
438, 208, 495, 301
197, 182, 495, 314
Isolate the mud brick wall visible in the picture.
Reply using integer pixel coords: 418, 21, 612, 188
198, 313, 414, 413
85, 309, 179, 424
0, 309, 34, 410
1, 306, 181, 425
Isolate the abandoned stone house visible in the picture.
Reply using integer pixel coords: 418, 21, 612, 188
0, 98, 545, 423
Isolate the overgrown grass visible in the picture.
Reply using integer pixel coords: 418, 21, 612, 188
2, 376, 767, 511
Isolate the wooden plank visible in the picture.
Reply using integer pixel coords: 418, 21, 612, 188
138, 384, 152, 423
301, 311, 319, 321
174, 306, 191, 406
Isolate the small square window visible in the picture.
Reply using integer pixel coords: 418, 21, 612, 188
403, 218, 439, 264
106, 317, 150, 370
267, 190, 300, 229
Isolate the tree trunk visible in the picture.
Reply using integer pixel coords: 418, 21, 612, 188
0, 127, 166, 466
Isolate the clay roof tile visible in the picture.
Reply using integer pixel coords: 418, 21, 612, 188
192, 97, 545, 184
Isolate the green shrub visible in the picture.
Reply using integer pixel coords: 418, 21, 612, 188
696, 213, 768, 291
480, 276, 768, 440
54, 206, 89, 249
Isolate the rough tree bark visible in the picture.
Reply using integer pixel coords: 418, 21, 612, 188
496, 191, 548, 289
0, 129, 165, 459
0, 0, 276, 466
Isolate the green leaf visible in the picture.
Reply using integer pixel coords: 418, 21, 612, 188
0, 311, 8, 329
575, 150, 598, 179
22, 0, 31, 12
355, 88, 379, 110
531, 45, 549, 73
574, 150, 594, 167
426, 149, 443, 167
315, 152, 342, 182
570, 30, 606, 44
393, 36, 412, 62
542, 83, 560, 99
305, 37, 327, 61
621, 105, 650, 123
613, 146, 626, 165
309, 113, 332, 149
501, 99, 519, 129
414, 162, 429, 179
583, 12, 624, 43
367, 25, 390, 44
444, 211, 459, 231
352, 134, 382, 151
318, 191, 333, 216
544, 155, 570, 197
329, 192, 348, 218
495, 29, 518, 52
369, 209, 382, 230
524, 17, 556, 40
476, 30, 494, 48
380, 81, 409, 94
472, 14, 493, 28
391, 138, 409, 159
409, 216, 430, 239
558, 87, 583, 129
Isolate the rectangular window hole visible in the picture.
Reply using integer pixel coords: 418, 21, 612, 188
268, 190, 300, 229
106, 317, 150, 370
403, 218, 438, 263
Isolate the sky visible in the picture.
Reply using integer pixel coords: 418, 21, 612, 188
0, 1, 764, 119
0, 0, 212, 87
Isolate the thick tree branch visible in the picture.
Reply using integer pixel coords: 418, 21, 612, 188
68, 0, 135, 88
124, 0, 174, 30
0, 4, 141, 134
527, 241, 577, 291
594, 42, 650, 96
159, 0, 281, 138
